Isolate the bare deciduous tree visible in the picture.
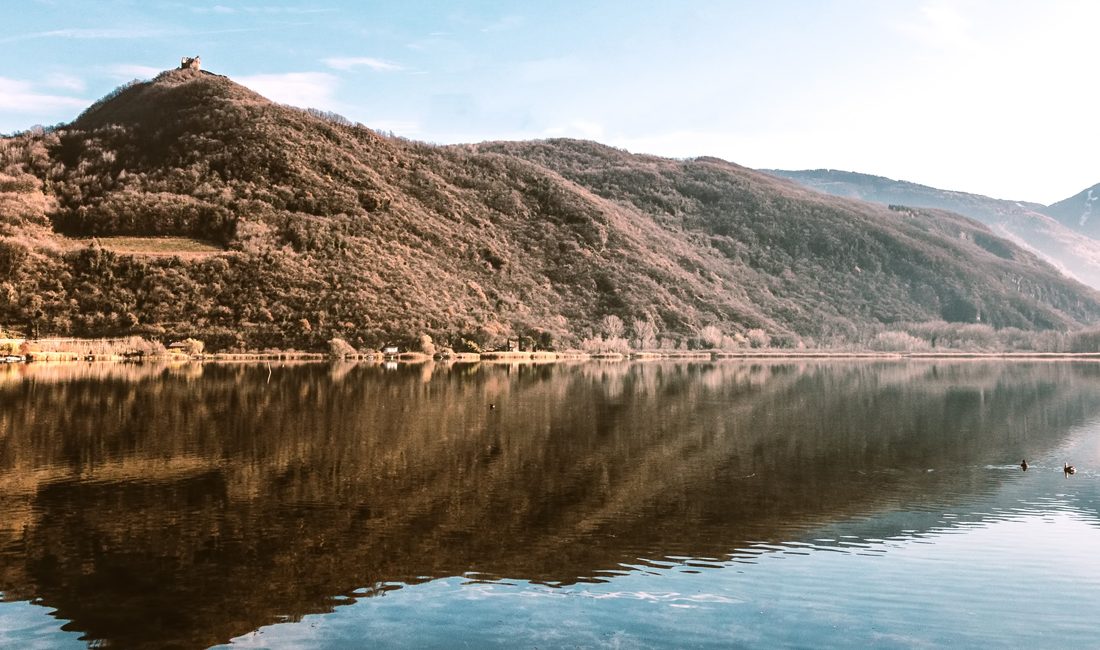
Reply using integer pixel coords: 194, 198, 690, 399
601, 315, 625, 339
631, 317, 658, 350
746, 328, 771, 348
699, 325, 723, 349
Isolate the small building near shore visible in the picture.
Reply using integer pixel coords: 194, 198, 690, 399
166, 342, 190, 357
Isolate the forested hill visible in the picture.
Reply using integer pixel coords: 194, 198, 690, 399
1, 66, 1099, 351
765, 169, 1100, 291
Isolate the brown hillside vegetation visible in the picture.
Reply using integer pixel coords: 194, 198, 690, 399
1, 67, 1099, 351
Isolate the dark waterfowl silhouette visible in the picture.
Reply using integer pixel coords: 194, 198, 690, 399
1020, 459, 1029, 471
1064, 462, 1076, 475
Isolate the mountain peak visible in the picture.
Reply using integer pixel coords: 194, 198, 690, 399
151, 65, 228, 85
1042, 182, 1100, 235
72, 65, 263, 130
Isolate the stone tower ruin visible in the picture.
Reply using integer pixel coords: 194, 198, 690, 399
180, 56, 202, 71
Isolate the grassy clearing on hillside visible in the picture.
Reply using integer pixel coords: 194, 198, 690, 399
83, 236, 223, 258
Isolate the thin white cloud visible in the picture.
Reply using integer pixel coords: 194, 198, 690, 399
544, 120, 605, 140
481, 15, 525, 33
187, 4, 235, 13
0, 24, 266, 45
895, 1, 976, 51
0, 26, 169, 44
516, 57, 584, 83
191, 5, 334, 15
323, 57, 402, 72
107, 64, 163, 80
366, 119, 420, 135
39, 27, 166, 39
235, 72, 340, 108
44, 72, 85, 92
0, 77, 87, 112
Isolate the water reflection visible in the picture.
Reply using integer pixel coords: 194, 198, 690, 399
1, 360, 1099, 648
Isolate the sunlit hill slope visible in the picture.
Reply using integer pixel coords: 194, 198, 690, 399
1, 66, 1098, 350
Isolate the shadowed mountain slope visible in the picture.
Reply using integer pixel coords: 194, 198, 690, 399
1, 67, 1099, 350
1042, 182, 1100, 238
766, 169, 1100, 291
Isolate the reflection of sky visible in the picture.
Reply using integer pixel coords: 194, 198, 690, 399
210, 505, 1100, 649
215, 418, 1100, 648
0, 601, 83, 649
1057, 415, 1100, 472
212, 419, 1097, 647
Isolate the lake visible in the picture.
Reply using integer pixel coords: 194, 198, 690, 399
1, 360, 1098, 648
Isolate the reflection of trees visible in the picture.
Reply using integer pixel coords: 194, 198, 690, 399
0, 359, 204, 387
0, 361, 1096, 649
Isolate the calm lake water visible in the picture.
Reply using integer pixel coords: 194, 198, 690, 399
1, 360, 1098, 648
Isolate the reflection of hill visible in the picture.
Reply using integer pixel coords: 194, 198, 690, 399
0, 361, 1097, 648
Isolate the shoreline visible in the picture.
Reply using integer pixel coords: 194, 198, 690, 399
8, 347, 1100, 365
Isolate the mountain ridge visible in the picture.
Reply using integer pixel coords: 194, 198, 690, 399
765, 168, 1100, 290
1042, 182, 1100, 237
1, 67, 1099, 351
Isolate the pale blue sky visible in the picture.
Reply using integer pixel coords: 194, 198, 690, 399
2, 1, 1096, 204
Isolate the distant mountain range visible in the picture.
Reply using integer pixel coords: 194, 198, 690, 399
1043, 182, 1100, 237
1, 66, 1099, 351
765, 169, 1100, 290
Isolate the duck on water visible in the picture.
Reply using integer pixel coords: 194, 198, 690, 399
1019, 460, 1078, 474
